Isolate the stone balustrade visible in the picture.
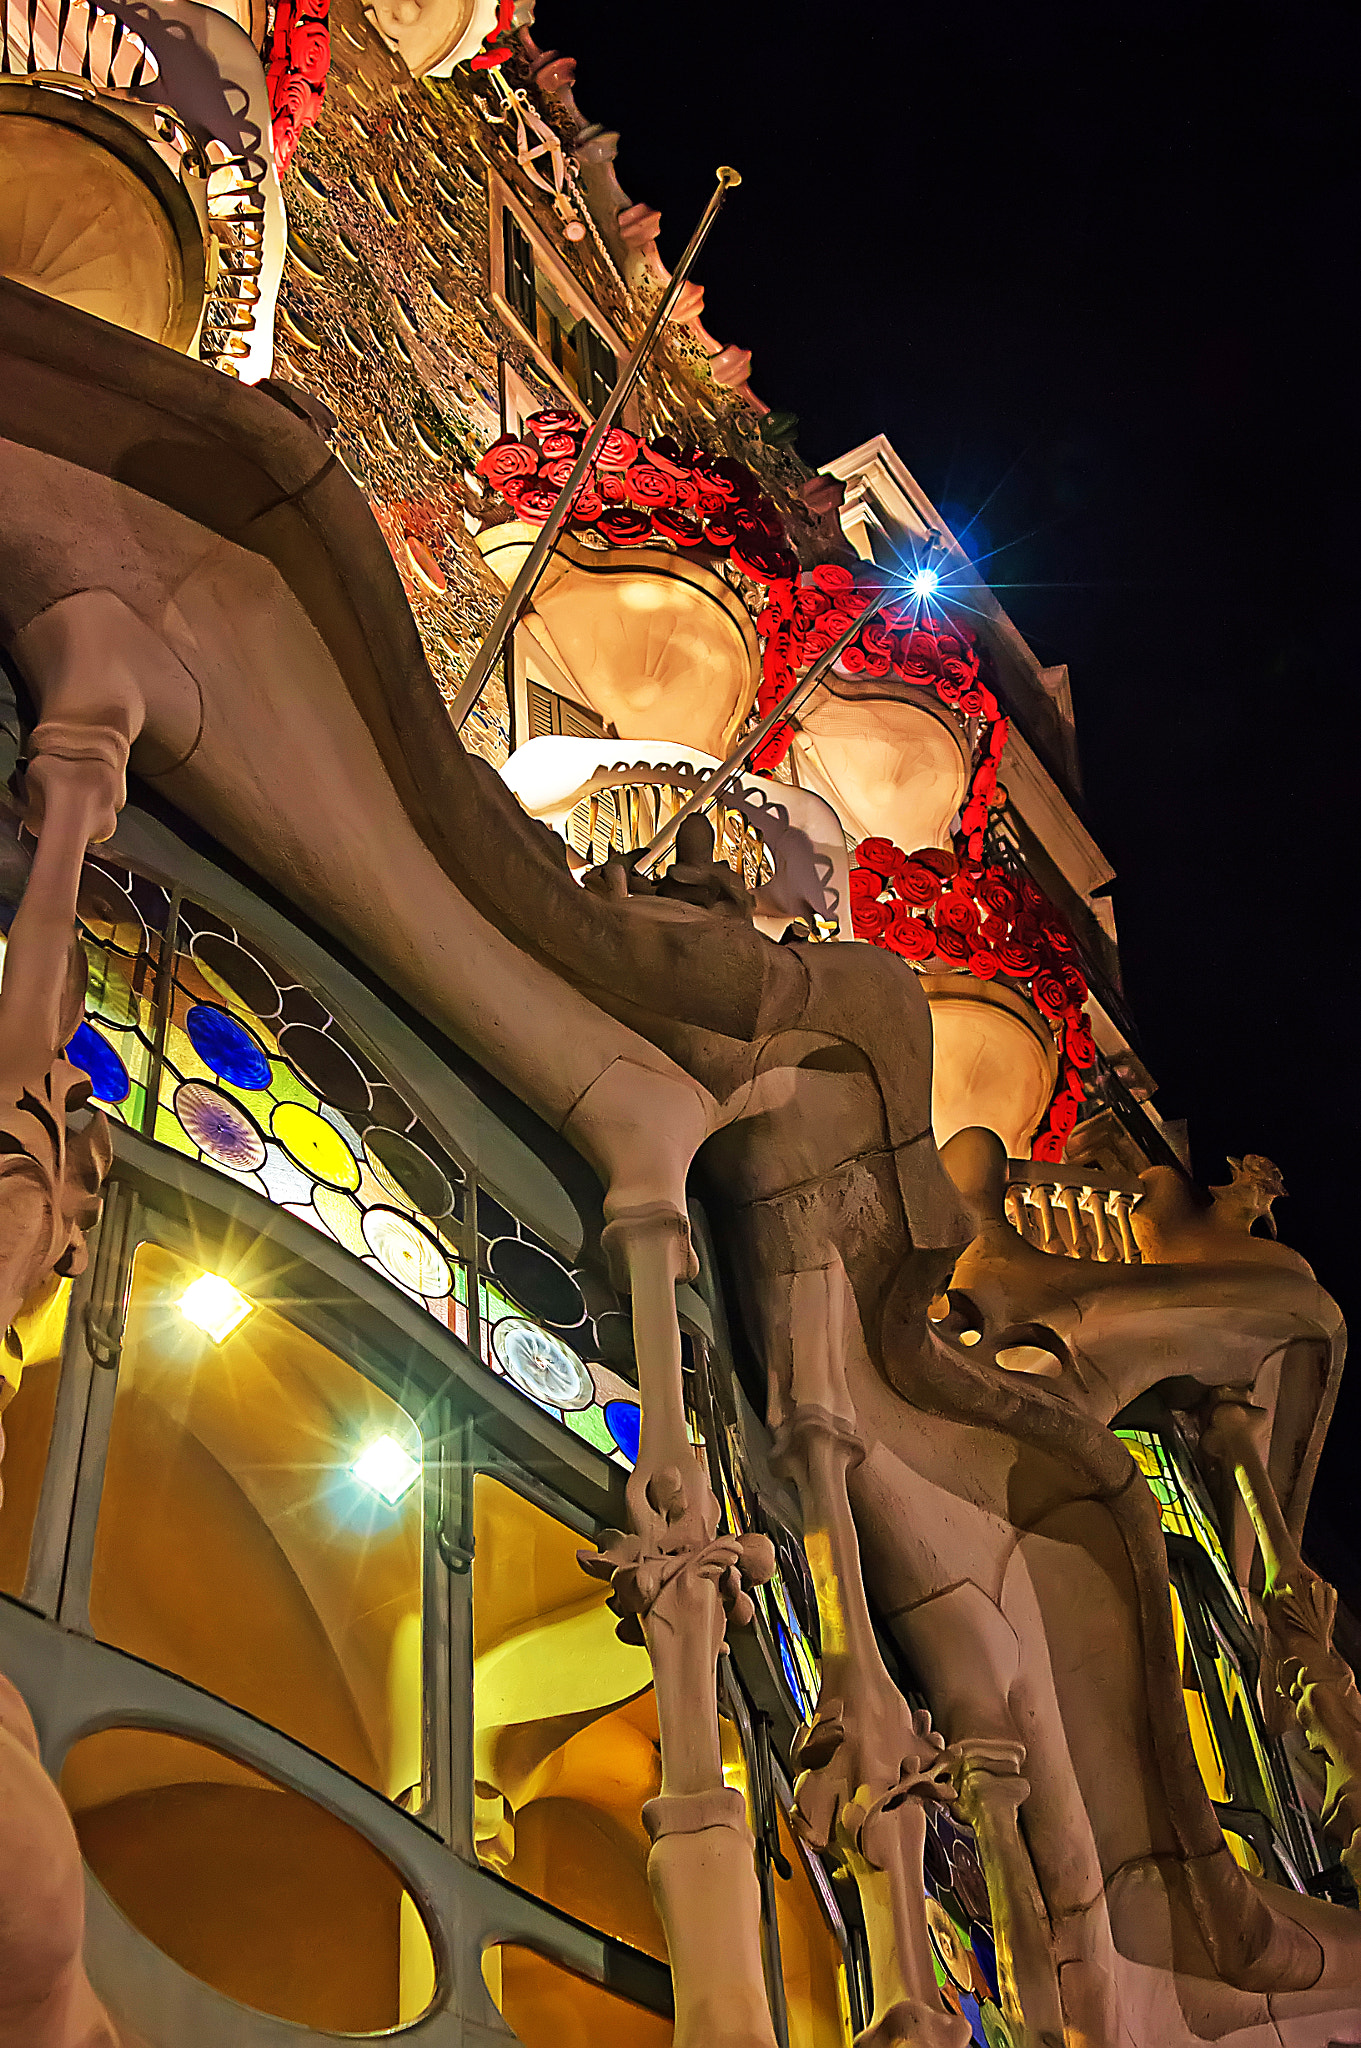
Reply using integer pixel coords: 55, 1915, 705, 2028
1005, 1160, 1143, 1263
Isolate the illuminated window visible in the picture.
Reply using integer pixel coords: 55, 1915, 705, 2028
89, 1244, 425, 1804
483, 1946, 672, 2048
62, 1727, 434, 2031
471, 1475, 662, 1956
774, 1811, 854, 2047
0, 1273, 71, 1596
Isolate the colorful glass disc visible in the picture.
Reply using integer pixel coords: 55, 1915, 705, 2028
270, 1102, 362, 1191
492, 1318, 593, 1410
67, 1021, 130, 1104
174, 1081, 267, 1172
185, 1004, 272, 1090
362, 1206, 453, 1298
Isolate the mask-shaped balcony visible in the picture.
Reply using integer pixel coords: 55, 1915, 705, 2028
479, 524, 762, 760
923, 972, 1059, 1160
0, 0, 284, 377
788, 672, 971, 854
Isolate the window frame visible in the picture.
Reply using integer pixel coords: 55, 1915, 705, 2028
488, 172, 630, 423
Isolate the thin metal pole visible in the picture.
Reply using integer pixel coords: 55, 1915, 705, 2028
449, 166, 743, 728
632, 593, 889, 878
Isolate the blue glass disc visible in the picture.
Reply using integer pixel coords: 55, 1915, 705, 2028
185, 1004, 272, 1090
67, 1021, 130, 1104
603, 1399, 641, 1462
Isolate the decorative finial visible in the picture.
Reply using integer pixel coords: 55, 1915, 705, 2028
1209, 1154, 1287, 1238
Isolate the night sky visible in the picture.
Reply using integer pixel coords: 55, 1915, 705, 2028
535, 3, 1358, 1590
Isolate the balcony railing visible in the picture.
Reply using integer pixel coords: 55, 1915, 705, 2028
1005, 1161, 1143, 1263
1, 0, 274, 373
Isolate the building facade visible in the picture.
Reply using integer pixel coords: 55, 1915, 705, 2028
0, 6, 1358, 2047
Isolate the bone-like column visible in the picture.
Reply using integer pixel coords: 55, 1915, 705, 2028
583, 1201, 779, 2048
775, 1405, 969, 2047
1202, 1394, 1361, 1882
0, 714, 128, 1350
952, 1740, 1065, 2048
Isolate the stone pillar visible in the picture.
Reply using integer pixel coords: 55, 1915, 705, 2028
775, 1407, 968, 2048
583, 1204, 780, 2048
0, 717, 127, 1364
1202, 1393, 1361, 1883
952, 1740, 1065, 2048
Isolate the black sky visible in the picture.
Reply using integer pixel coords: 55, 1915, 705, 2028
533, 3, 1358, 1587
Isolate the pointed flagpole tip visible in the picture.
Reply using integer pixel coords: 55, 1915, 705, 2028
717, 166, 742, 188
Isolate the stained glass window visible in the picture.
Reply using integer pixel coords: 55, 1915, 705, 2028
921, 1804, 1006, 2047
67, 858, 646, 1457
1115, 1426, 1243, 1614
475, 1187, 640, 1465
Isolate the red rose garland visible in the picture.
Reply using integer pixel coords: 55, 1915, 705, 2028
849, 836, 1094, 1161
265, 0, 330, 173
476, 415, 800, 580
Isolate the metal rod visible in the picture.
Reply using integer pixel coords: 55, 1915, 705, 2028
449, 165, 743, 727
632, 592, 889, 877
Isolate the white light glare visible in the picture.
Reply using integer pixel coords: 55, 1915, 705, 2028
352, 1434, 421, 1505
178, 1272, 252, 1344
909, 566, 940, 599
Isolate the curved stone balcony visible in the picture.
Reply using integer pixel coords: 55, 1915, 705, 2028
922, 971, 1060, 1160
479, 524, 762, 759
788, 672, 972, 853
500, 735, 854, 940
0, 0, 283, 376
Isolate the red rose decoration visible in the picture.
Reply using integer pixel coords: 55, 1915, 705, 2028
891, 862, 939, 909
539, 458, 578, 489
732, 534, 799, 584
598, 472, 628, 504
1032, 1129, 1067, 1163
811, 562, 855, 594
476, 435, 538, 490
913, 846, 958, 878
977, 870, 1018, 918
936, 893, 978, 936
539, 430, 581, 461
596, 506, 653, 545
979, 913, 1010, 947
968, 949, 999, 980
692, 453, 756, 504
624, 465, 676, 509
888, 910, 936, 961
1043, 920, 1076, 959
861, 648, 893, 676
856, 837, 903, 874
1032, 970, 1069, 1020
1065, 1019, 1098, 1069
958, 686, 986, 717
526, 408, 581, 441
1049, 1093, 1080, 1138
596, 428, 640, 471
996, 941, 1039, 977
567, 487, 605, 524
511, 478, 560, 525
853, 898, 892, 941
644, 438, 690, 479
670, 473, 700, 509
1059, 964, 1089, 1006
839, 645, 868, 673
652, 506, 705, 547
933, 927, 969, 964
849, 868, 885, 901
1019, 876, 1046, 911
703, 514, 739, 549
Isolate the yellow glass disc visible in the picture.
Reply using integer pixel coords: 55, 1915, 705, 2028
270, 1103, 361, 1191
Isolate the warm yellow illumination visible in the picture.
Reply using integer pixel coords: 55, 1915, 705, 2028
352, 1435, 421, 1506
177, 1272, 252, 1344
